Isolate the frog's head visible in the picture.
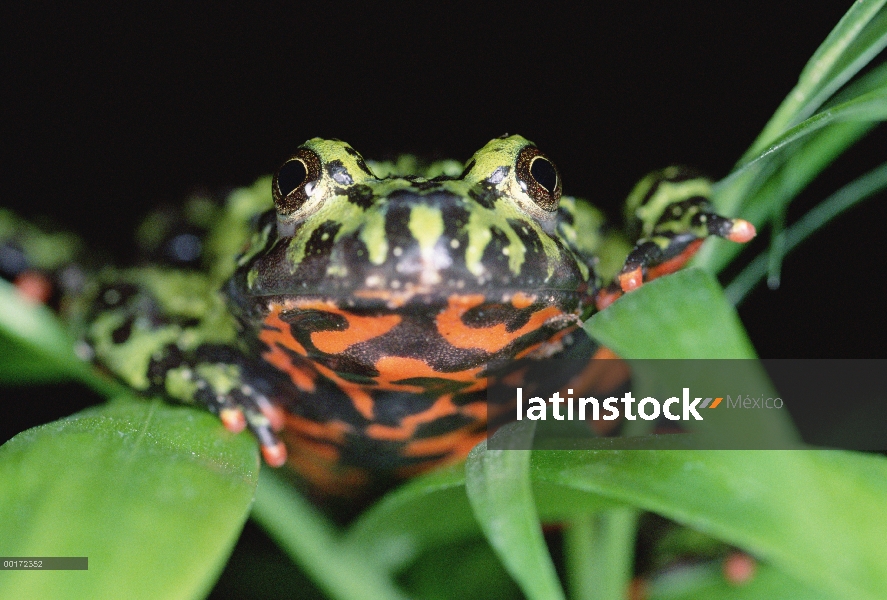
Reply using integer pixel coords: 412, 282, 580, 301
236, 135, 594, 310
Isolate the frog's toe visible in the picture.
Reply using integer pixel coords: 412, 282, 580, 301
250, 390, 286, 432
248, 415, 287, 467
604, 211, 757, 303
260, 441, 289, 467
618, 267, 644, 292
696, 210, 758, 243
595, 283, 624, 310
219, 407, 247, 433
232, 386, 289, 467
726, 218, 756, 243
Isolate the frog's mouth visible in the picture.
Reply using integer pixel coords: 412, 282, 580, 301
241, 222, 591, 301
243, 185, 595, 302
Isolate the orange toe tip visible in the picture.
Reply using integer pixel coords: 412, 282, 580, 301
14, 271, 53, 304
619, 268, 643, 293
596, 289, 622, 310
261, 442, 288, 467
723, 551, 757, 585
220, 408, 247, 433
727, 219, 756, 243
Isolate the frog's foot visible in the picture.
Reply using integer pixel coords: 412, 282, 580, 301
193, 376, 289, 467
596, 215, 755, 310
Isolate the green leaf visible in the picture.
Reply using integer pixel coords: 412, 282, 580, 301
397, 538, 521, 600
726, 161, 887, 304
698, 35, 887, 277
586, 269, 799, 449
0, 398, 259, 600
344, 463, 478, 573
465, 423, 565, 600
731, 88, 887, 185
565, 510, 638, 600
530, 450, 887, 600
0, 279, 82, 381
251, 468, 412, 600
744, 0, 887, 160
586, 269, 757, 359
647, 562, 833, 600
698, 116, 877, 275
344, 455, 621, 575
0, 336, 70, 384
0, 278, 120, 393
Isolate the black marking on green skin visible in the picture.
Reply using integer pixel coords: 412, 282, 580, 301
382, 190, 418, 246
243, 186, 590, 298
326, 160, 354, 186
409, 179, 448, 191
700, 214, 735, 238
458, 159, 476, 180
659, 198, 707, 224
645, 194, 734, 239
111, 316, 135, 344
96, 283, 139, 309
637, 167, 703, 208
148, 344, 186, 387
468, 185, 498, 210
342, 145, 375, 177
240, 137, 599, 301
305, 221, 342, 257
344, 184, 375, 209
477, 226, 513, 281
506, 218, 548, 282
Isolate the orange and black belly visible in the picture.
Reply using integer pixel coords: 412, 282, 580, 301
256, 291, 585, 497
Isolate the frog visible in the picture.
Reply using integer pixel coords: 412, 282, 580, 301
3, 135, 754, 499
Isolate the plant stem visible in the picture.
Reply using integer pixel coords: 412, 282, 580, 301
566, 509, 638, 600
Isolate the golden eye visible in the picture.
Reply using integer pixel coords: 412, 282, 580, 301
515, 146, 562, 211
273, 148, 322, 215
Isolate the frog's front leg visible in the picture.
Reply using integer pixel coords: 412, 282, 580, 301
596, 167, 755, 309
160, 346, 290, 466
70, 267, 290, 466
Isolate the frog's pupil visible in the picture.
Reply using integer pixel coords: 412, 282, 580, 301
278, 159, 308, 197
530, 157, 557, 193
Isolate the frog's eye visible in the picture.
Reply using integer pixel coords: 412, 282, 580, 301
515, 146, 562, 211
273, 148, 322, 216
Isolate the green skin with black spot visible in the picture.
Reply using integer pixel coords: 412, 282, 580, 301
4, 135, 748, 498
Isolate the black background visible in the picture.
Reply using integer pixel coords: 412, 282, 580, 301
1, 3, 885, 595
2, 3, 885, 365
